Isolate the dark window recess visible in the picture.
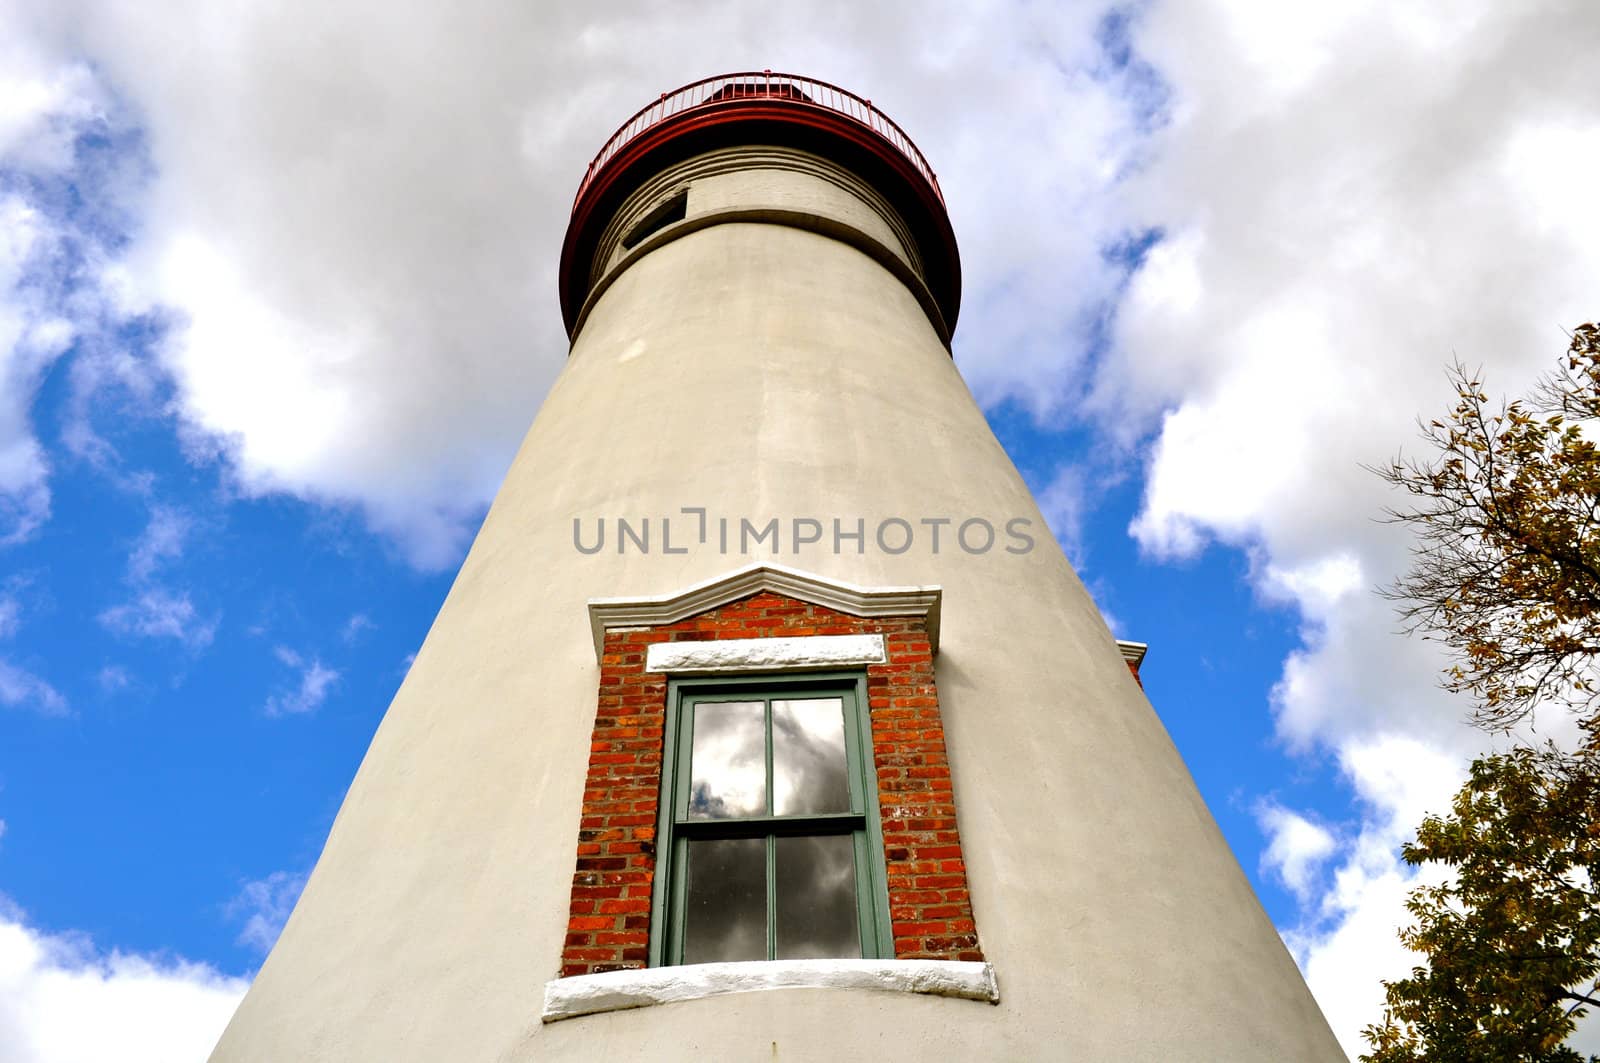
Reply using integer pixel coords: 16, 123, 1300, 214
621, 191, 688, 250
652, 675, 894, 966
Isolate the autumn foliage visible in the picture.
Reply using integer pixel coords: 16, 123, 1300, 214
1362, 324, 1600, 1061
1380, 323, 1600, 736
1361, 747, 1600, 1061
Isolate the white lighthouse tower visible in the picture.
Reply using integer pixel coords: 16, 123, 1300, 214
210, 72, 1343, 1060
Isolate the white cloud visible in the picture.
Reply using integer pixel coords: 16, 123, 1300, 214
1273, 737, 1466, 1058
0, 659, 67, 717
1111, 0, 1600, 683
1102, 2, 1600, 1051
4, 0, 1594, 1051
225, 870, 307, 955
340, 612, 374, 644
1260, 554, 1364, 615
0, 898, 246, 1063
5, 0, 1151, 567
97, 504, 217, 649
98, 588, 216, 649
264, 647, 338, 717
95, 665, 129, 693
0, 194, 68, 547
0, 591, 65, 715
125, 505, 188, 584
1035, 464, 1091, 569
0, 35, 140, 546
0, 43, 105, 172
1256, 803, 1337, 904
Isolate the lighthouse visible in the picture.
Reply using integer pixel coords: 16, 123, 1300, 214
210, 72, 1343, 1060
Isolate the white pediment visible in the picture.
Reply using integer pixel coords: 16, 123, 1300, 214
585, 563, 942, 662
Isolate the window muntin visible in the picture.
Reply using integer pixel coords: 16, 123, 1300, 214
652, 673, 892, 966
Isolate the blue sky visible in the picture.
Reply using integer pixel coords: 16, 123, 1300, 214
2, 2, 1598, 1059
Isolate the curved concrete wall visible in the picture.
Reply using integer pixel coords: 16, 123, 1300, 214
595, 145, 922, 279
210, 145, 1343, 1061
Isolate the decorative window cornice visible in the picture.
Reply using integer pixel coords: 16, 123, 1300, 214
586, 563, 942, 661
1117, 640, 1147, 667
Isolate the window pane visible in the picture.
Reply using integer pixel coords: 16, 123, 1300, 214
771, 698, 850, 816
774, 834, 860, 959
683, 837, 768, 963
688, 701, 766, 819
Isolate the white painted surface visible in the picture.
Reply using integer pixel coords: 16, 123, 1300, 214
644, 633, 886, 673
542, 959, 999, 1023
211, 140, 1344, 1062
1116, 639, 1148, 666
588, 562, 940, 659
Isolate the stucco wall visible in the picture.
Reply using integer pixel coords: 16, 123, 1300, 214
210, 164, 1343, 1061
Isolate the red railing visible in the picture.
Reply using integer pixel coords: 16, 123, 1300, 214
572, 71, 944, 208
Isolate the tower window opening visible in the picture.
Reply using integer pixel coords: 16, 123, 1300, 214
621, 190, 688, 250
652, 673, 892, 965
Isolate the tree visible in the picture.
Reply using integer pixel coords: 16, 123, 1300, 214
1362, 323, 1600, 1061
1378, 323, 1600, 735
1361, 745, 1600, 1062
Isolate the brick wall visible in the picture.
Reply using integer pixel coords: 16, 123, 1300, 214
559, 590, 983, 977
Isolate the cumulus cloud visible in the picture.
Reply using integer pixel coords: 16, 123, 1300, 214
1097, 1, 1600, 1050
0, 31, 143, 546
0, 194, 69, 546
6, 0, 1596, 1051
1256, 802, 1337, 904
1273, 737, 1466, 1057
264, 647, 338, 717
1111, 0, 1599, 611
5, 0, 1153, 566
226, 870, 307, 955
0, 898, 246, 1063
1088, 0, 1600, 1043
1112, 0, 1599, 649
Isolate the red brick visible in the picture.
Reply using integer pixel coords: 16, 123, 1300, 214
560, 590, 982, 975
599, 898, 650, 915
596, 931, 650, 946
893, 920, 949, 937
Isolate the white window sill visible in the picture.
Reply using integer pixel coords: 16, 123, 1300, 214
542, 958, 999, 1023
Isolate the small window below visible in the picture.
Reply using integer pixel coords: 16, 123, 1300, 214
652, 673, 892, 966
621, 190, 688, 250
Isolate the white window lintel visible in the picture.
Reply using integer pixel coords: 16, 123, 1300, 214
645, 633, 886, 674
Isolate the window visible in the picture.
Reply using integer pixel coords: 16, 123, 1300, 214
650, 671, 892, 966
620, 189, 688, 250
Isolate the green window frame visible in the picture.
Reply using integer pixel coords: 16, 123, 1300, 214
649, 671, 893, 966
